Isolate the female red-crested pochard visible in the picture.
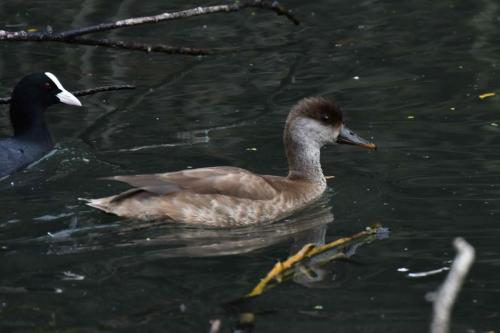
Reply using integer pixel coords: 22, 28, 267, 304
84, 97, 376, 227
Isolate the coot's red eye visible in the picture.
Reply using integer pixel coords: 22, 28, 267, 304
43, 82, 51, 90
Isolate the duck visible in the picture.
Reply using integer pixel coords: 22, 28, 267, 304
0, 72, 82, 178
85, 97, 376, 227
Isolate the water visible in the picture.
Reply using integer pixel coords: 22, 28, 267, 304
1, 0, 499, 331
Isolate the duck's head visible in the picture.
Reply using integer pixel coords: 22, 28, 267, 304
285, 97, 376, 150
11, 72, 82, 109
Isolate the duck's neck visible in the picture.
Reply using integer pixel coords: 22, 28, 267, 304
284, 119, 326, 184
10, 101, 52, 146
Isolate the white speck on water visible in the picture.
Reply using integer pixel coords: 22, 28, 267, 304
353, 76, 360, 80
62, 271, 85, 281
397, 267, 409, 272
407, 267, 449, 278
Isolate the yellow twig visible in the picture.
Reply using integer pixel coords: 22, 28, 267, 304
246, 225, 383, 297
479, 92, 496, 100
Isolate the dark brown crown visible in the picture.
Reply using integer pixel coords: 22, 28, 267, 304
288, 97, 343, 127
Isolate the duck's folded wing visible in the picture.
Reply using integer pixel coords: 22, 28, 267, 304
104, 166, 279, 200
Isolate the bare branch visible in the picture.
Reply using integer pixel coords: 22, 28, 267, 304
208, 319, 222, 333
430, 237, 475, 333
0, 85, 135, 105
55, 0, 299, 38
0, 1, 299, 54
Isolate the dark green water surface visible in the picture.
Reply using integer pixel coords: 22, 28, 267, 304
1, 0, 499, 332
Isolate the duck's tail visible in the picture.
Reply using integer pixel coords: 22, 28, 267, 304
78, 197, 116, 214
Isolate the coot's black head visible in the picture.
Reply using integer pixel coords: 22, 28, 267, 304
11, 72, 82, 108
9, 72, 82, 136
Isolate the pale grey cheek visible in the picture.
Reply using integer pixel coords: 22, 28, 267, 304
316, 127, 336, 144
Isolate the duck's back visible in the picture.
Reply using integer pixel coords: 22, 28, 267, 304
86, 166, 326, 227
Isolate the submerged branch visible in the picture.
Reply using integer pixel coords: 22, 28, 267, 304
0, 1, 299, 54
0, 84, 135, 104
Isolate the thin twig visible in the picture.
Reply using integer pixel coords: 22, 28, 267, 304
0, 84, 135, 105
0, 1, 299, 54
70, 37, 230, 55
429, 237, 475, 333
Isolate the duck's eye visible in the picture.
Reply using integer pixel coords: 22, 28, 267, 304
321, 113, 329, 122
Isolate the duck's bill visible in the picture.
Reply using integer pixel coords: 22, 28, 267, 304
56, 89, 82, 107
337, 126, 377, 150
